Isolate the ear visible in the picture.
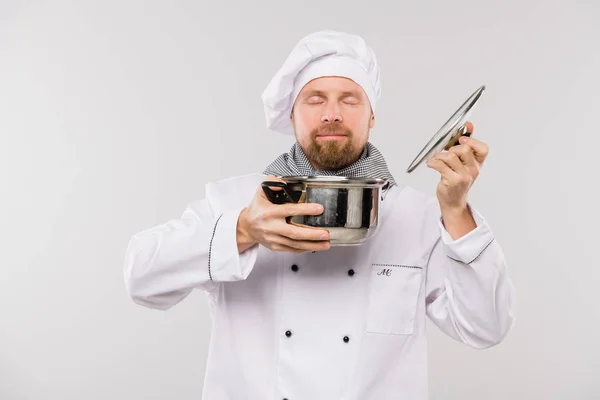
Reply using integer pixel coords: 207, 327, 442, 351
369, 112, 375, 129
290, 108, 296, 131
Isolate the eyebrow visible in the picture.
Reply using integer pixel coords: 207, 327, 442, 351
302, 90, 362, 99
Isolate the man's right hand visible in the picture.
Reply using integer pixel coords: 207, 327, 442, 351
236, 176, 331, 253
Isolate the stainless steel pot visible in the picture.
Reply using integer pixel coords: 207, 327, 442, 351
261, 176, 389, 246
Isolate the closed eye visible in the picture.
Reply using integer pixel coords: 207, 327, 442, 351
306, 96, 325, 104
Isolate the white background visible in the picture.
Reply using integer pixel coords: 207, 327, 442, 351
1, 0, 599, 399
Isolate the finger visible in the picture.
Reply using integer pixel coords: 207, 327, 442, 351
288, 219, 330, 232
448, 144, 478, 171
268, 233, 331, 252
447, 122, 474, 149
426, 156, 457, 178
278, 220, 330, 241
258, 182, 325, 217
433, 152, 469, 175
458, 136, 489, 164
268, 242, 307, 254
464, 121, 474, 135
272, 202, 325, 219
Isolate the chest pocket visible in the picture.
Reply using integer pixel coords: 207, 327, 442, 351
366, 263, 424, 335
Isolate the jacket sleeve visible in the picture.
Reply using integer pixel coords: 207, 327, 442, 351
424, 203, 516, 349
123, 199, 259, 310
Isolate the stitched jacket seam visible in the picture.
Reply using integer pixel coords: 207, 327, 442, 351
468, 237, 495, 264
447, 238, 495, 265
372, 263, 423, 269
208, 213, 224, 281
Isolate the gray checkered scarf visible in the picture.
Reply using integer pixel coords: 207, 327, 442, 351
263, 141, 396, 187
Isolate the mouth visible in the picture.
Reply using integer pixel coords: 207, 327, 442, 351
316, 135, 347, 142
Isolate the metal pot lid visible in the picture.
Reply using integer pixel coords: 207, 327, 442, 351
406, 85, 486, 173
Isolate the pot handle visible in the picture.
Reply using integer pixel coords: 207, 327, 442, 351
261, 181, 303, 204
445, 124, 472, 150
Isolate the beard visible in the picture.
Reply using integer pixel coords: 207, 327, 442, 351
302, 123, 363, 170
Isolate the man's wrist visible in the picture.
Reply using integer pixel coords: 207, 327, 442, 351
440, 203, 477, 241
236, 208, 258, 253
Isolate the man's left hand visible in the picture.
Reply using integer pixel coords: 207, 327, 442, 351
426, 122, 489, 240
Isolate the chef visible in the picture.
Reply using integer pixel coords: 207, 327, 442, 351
123, 30, 516, 400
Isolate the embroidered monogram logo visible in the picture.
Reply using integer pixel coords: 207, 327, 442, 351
372, 263, 423, 278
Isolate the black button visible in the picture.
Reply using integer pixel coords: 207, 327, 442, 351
343, 336, 350, 343
285, 330, 292, 337
348, 269, 355, 276
291, 264, 298, 272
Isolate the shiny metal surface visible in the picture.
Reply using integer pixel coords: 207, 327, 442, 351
282, 176, 387, 187
261, 176, 388, 246
406, 85, 486, 173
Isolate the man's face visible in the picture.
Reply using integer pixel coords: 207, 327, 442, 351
291, 76, 375, 170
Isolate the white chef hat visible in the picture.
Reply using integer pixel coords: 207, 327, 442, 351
261, 30, 381, 135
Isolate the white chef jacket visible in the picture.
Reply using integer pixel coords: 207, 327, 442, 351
123, 173, 516, 400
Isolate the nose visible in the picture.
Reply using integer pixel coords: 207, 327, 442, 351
321, 103, 342, 123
